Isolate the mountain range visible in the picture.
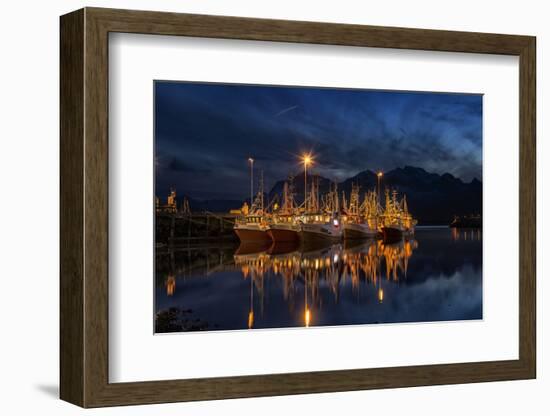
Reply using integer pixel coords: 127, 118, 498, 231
179, 166, 482, 225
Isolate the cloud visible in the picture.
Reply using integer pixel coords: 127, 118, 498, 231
167, 157, 210, 173
154, 82, 482, 200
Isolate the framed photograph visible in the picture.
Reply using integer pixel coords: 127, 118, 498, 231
60, 7, 536, 407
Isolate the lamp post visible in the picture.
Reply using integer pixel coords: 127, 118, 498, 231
303, 154, 312, 212
248, 157, 254, 209
377, 171, 383, 206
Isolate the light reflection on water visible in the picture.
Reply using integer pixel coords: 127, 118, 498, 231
155, 228, 482, 332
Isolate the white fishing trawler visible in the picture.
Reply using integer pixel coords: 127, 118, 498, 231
299, 215, 343, 241
298, 179, 343, 242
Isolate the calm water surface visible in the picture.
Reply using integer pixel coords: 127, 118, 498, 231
155, 227, 482, 332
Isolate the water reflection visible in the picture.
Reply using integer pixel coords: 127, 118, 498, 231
165, 274, 176, 296
451, 227, 482, 241
233, 239, 417, 328
155, 228, 482, 332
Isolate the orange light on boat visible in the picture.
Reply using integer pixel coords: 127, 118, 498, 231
305, 308, 311, 327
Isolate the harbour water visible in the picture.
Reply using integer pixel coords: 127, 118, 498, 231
155, 227, 482, 333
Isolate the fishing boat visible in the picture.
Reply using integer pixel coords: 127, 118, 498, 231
299, 214, 343, 242
267, 218, 300, 242
344, 221, 378, 239
234, 171, 271, 243
267, 180, 301, 242
380, 190, 416, 241
342, 185, 379, 239
234, 214, 271, 243
298, 180, 343, 242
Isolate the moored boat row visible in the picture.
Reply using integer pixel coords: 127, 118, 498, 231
233, 154, 417, 244
235, 212, 344, 244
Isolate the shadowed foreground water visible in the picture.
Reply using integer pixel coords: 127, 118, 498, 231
154, 227, 482, 332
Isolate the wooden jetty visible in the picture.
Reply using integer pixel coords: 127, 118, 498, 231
156, 211, 239, 246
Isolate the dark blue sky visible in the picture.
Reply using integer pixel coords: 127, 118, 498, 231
155, 82, 482, 201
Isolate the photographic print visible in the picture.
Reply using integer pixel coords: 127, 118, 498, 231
154, 82, 482, 333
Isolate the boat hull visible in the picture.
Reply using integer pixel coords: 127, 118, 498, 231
382, 226, 403, 242
343, 223, 378, 239
234, 227, 271, 243
299, 223, 343, 242
267, 227, 299, 242
382, 226, 414, 242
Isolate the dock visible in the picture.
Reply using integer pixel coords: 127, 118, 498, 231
156, 211, 239, 246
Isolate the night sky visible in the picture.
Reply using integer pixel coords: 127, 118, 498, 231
155, 81, 482, 202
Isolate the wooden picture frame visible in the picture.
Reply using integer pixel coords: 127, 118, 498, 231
60, 7, 536, 408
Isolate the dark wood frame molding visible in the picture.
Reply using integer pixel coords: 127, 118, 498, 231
60, 7, 536, 408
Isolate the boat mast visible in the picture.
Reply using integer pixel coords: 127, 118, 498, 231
334, 182, 339, 214
350, 183, 360, 216
260, 170, 264, 213
281, 175, 296, 215
282, 182, 289, 213
316, 176, 320, 211
288, 175, 295, 213
342, 190, 348, 213
309, 176, 319, 213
